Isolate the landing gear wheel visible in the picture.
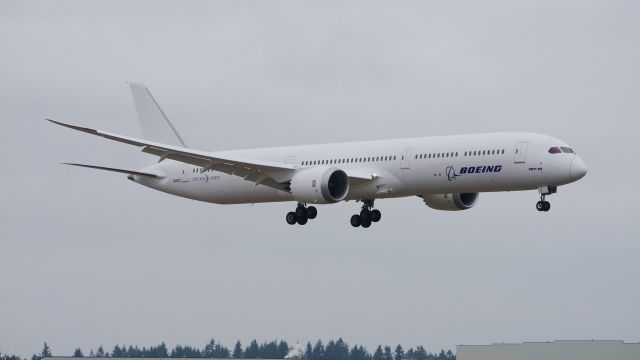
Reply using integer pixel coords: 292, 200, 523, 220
306, 206, 317, 219
536, 201, 545, 212
543, 201, 551, 212
350, 215, 361, 227
370, 209, 381, 222
360, 209, 371, 222
297, 215, 308, 225
295, 206, 307, 218
360, 218, 372, 228
286, 212, 298, 225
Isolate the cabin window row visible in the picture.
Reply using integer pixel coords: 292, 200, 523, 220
302, 156, 397, 166
464, 149, 505, 156
416, 152, 458, 159
414, 149, 505, 160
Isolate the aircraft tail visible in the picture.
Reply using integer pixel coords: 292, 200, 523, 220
128, 82, 188, 148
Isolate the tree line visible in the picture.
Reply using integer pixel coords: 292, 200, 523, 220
7, 340, 454, 360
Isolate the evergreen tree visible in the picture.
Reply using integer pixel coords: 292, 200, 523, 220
394, 345, 404, 360
95, 346, 106, 358
383, 347, 393, 360
233, 341, 243, 359
304, 343, 313, 360
73, 349, 84, 358
349, 345, 370, 360
324, 340, 337, 360
405, 348, 414, 360
112, 345, 122, 358
42, 343, 52, 358
276, 341, 289, 359
244, 340, 259, 359
32, 342, 53, 360
310, 341, 323, 360
1, 353, 23, 360
413, 347, 427, 360
333, 339, 349, 360
372, 346, 384, 360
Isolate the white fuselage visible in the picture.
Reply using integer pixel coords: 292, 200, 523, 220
133, 132, 587, 205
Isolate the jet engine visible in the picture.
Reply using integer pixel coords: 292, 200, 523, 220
422, 193, 479, 211
289, 167, 349, 204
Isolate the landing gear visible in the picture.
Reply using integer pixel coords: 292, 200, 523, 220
536, 200, 550, 212
350, 199, 382, 228
536, 186, 556, 212
286, 203, 318, 225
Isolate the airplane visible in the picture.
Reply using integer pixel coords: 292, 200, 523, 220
49, 83, 588, 228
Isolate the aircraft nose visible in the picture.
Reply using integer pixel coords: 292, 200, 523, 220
570, 156, 587, 181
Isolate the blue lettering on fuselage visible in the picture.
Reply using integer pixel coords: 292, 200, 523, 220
446, 165, 502, 182
460, 165, 502, 174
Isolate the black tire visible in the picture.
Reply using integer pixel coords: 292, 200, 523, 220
536, 201, 545, 211
543, 201, 551, 212
350, 214, 361, 227
360, 218, 372, 228
360, 209, 371, 221
307, 206, 317, 219
286, 212, 298, 225
296, 206, 307, 218
297, 215, 308, 225
370, 209, 381, 222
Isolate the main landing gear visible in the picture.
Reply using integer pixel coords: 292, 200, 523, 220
536, 186, 557, 212
350, 199, 382, 228
286, 203, 318, 225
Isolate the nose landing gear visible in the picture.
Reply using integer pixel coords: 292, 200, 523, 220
286, 203, 318, 225
350, 199, 382, 228
536, 186, 556, 212
536, 197, 551, 212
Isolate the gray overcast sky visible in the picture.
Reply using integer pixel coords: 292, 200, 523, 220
1, 0, 639, 357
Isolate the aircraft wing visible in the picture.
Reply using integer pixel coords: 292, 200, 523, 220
48, 119, 296, 190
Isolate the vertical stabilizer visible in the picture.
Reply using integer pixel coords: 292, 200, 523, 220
128, 82, 187, 148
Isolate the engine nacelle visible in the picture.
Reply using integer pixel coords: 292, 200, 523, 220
422, 193, 479, 211
290, 167, 349, 204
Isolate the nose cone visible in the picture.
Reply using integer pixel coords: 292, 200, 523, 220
570, 157, 588, 181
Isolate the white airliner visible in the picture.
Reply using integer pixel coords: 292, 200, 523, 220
49, 83, 587, 228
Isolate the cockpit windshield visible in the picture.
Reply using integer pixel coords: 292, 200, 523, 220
549, 146, 575, 154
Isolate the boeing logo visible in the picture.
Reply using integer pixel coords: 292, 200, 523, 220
446, 165, 503, 181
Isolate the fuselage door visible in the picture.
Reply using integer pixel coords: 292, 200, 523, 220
401, 148, 412, 169
285, 155, 296, 165
514, 142, 529, 164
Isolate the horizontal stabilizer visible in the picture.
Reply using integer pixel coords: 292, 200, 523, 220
62, 163, 159, 178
